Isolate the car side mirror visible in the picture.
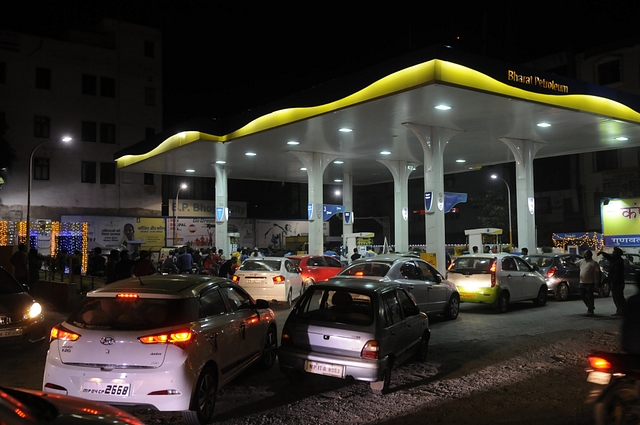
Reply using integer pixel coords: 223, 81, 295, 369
254, 299, 270, 309
296, 267, 303, 273
533, 265, 539, 272
402, 299, 420, 317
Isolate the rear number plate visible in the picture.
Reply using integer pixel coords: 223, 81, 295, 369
460, 294, 476, 299
82, 381, 131, 396
305, 360, 344, 378
0, 328, 22, 338
245, 278, 264, 284
587, 371, 611, 385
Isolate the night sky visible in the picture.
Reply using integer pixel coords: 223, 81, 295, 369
4, 1, 640, 128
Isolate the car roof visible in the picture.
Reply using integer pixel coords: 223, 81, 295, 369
287, 254, 334, 260
317, 277, 402, 293
244, 256, 288, 261
456, 253, 515, 258
88, 275, 231, 298
526, 253, 572, 258
350, 254, 423, 264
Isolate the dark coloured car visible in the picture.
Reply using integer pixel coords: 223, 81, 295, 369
336, 254, 460, 320
599, 252, 640, 285
0, 385, 146, 424
279, 278, 430, 394
0, 266, 46, 348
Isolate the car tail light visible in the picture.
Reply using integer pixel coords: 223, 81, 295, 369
231, 275, 239, 283
546, 266, 557, 278
490, 260, 497, 287
116, 293, 139, 299
139, 329, 194, 349
281, 332, 292, 347
50, 325, 81, 342
273, 275, 285, 284
361, 340, 379, 359
589, 356, 612, 371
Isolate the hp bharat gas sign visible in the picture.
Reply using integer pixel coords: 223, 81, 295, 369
601, 198, 640, 246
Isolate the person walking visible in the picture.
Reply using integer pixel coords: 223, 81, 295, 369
572, 250, 600, 316
599, 247, 626, 316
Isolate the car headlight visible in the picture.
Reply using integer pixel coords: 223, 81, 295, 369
26, 302, 42, 320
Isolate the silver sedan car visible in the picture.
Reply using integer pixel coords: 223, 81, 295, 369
279, 278, 430, 395
336, 255, 460, 320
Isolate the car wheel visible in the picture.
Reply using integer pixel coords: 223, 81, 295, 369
555, 282, 570, 301
495, 291, 509, 313
533, 286, 547, 306
182, 366, 217, 425
302, 278, 314, 294
415, 331, 430, 362
259, 327, 277, 370
370, 360, 392, 395
594, 381, 640, 425
599, 281, 611, 298
444, 294, 460, 320
285, 288, 293, 309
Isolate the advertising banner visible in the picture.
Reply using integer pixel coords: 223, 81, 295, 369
170, 200, 247, 218
601, 198, 640, 246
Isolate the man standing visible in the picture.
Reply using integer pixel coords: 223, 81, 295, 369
599, 247, 626, 316
218, 257, 238, 278
10, 243, 29, 286
350, 248, 361, 262
573, 250, 600, 316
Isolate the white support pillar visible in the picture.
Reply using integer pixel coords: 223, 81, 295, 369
499, 138, 546, 252
292, 151, 337, 255
342, 171, 354, 239
377, 159, 418, 253
404, 123, 461, 272
213, 164, 229, 255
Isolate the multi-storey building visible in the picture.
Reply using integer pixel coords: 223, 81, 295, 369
0, 18, 162, 224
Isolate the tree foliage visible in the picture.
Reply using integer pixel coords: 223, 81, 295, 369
470, 190, 510, 230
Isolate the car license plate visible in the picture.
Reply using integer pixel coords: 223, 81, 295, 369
587, 371, 611, 385
0, 328, 22, 338
305, 360, 345, 378
245, 278, 263, 284
82, 381, 131, 396
460, 293, 476, 299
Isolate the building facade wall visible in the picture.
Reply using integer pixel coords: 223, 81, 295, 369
0, 19, 163, 223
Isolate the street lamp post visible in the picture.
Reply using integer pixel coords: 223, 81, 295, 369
26, 136, 72, 246
491, 174, 513, 251
174, 183, 187, 245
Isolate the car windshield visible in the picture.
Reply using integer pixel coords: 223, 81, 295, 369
0, 268, 24, 294
68, 297, 200, 330
525, 256, 554, 267
239, 260, 281, 271
339, 262, 391, 277
294, 287, 374, 326
449, 257, 494, 273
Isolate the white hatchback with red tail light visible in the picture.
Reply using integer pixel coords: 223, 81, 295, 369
232, 257, 303, 308
446, 253, 548, 313
42, 275, 278, 425
278, 278, 430, 394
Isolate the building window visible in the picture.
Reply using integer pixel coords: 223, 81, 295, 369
598, 59, 621, 85
100, 162, 116, 184
0, 62, 6, 84
100, 77, 115, 97
594, 150, 619, 172
33, 158, 49, 180
144, 173, 154, 185
81, 121, 97, 142
100, 123, 116, 144
81, 161, 96, 183
145, 87, 155, 106
82, 74, 97, 95
144, 40, 155, 58
34, 116, 50, 138
35, 67, 51, 89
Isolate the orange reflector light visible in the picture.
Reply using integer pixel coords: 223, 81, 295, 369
232, 275, 239, 283
116, 293, 139, 299
355, 271, 364, 276
589, 356, 612, 370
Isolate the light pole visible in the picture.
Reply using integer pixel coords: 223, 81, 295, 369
26, 136, 72, 246
174, 183, 187, 245
491, 174, 513, 251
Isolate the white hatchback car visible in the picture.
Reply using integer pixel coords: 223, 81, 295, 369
42, 275, 277, 425
232, 257, 303, 307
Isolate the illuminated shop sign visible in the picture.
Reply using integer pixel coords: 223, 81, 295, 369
507, 70, 569, 93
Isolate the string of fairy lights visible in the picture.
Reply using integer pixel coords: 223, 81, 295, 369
551, 232, 604, 251
0, 221, 89, 273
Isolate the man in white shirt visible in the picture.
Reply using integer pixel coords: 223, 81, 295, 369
573, 250, 601, 316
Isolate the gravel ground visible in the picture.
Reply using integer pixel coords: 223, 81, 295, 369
129, 326, 621, 425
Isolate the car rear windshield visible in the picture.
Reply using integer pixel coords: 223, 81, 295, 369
0, 268, 24, 294
238, 260, 281, 271
339, 262, 391, 277
68, 297, 200, 330
294, 287, 374, 326
449, 257, 494, 273
525, 256, 554, 267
